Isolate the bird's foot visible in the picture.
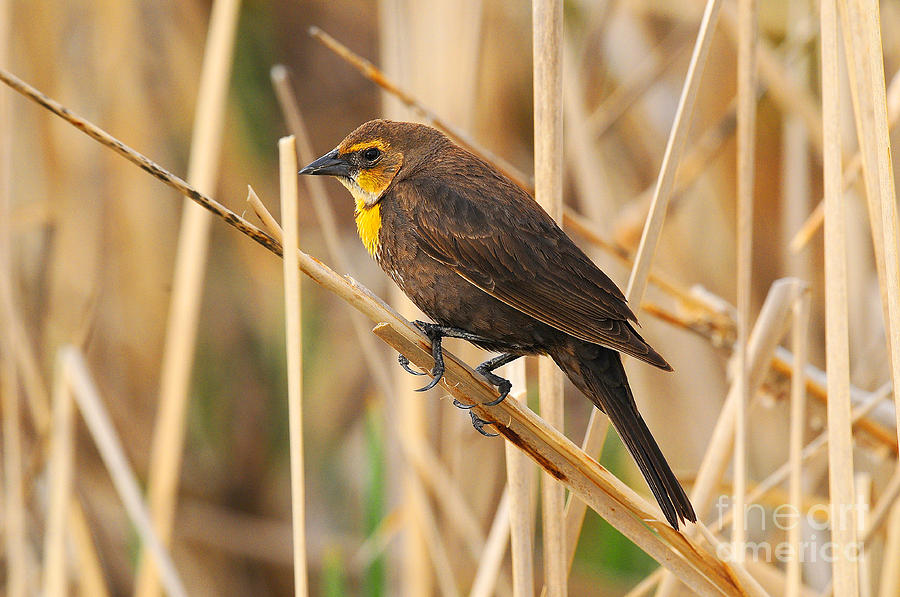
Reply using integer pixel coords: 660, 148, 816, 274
469, 411, 499, 437
405, 321, 493, 392
475, 353, 519, 406
398, 353, 424, 376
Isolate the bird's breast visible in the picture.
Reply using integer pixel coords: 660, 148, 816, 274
354, 201, 382, 259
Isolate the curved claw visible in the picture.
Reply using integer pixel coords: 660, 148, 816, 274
470, 411, 499, 437
482, 382, 510, 407
452, 398, 476, 410
398, 354, 425, 376
416, 374, 442, 392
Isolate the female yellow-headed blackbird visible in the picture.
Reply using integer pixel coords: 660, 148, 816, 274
300, 120, 695, 530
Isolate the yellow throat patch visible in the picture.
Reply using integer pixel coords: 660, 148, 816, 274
354, 199, 382, 258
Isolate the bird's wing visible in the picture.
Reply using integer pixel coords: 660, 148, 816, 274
407, 174, 670, 369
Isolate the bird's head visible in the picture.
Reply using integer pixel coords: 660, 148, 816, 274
299, 119, 446, 211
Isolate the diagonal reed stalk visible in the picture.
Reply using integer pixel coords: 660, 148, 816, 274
62, 347, 188, 597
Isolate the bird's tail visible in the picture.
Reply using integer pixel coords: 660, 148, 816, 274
550, 341, 696, 529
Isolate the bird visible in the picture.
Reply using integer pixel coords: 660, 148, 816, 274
299, 119, 696, 530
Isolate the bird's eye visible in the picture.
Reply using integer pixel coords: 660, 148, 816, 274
362, 147, 382, 164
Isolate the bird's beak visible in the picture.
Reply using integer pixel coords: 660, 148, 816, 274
299, 149, 351, 177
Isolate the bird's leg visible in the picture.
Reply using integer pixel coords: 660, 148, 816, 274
476, 353, 519, 406
454, 353, 519, 437
398, 322, 512, 438
398, 321, 493, 392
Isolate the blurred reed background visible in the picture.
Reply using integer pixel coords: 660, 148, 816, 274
3, 0, 900, 595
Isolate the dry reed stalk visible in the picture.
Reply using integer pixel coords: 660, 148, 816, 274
782, 0, 812, 282
555, 2, 725, 582
861, 468, 900, 543
855, 474, 872, 597
61, 347, 188, 597
67, 501, 110, 596
246, 187, 281, 241
374, 7, 433, 591
504, 360, 536, 597
853, 0, 900, 453
709, 383, 890, 536
269, 66, 394, 398
0, 81, 108, 593
247, 188, 502, 592
788, 288, 810, 597
878, 499, 900, 597
468, 488, 511, 597
308, 26, 530, 191
247, 191, 506, 593
0, 1, 26, 592
586, 25, 693, 139
821, 0, 860, 592
624, 0, 721, 303
789, 70, 900, 253
563, 38, 615, 226
279, 136, 309, 597
693, 524, 770, 597
409, 476, 461, 597
355, 507, 403, 570
0, 69, 755, 596
551, 412, 608, 590
0, 284, 49, 432
733, 0, 758, 565
744, 561, 819, 597
43, 354, 75, 597
837, 0, 896, 453
1, 343, 26, 597
532, 1, 566, 595
401, 424, 495, 574
717, 0, 825, 158
562, 210, 737, 343
820, 469, 900, 597
656, 278, 802, 597
136, 2, 240, 596
626, 569, 664, 597
769, 354, 897, 453
612, 95, 741, 249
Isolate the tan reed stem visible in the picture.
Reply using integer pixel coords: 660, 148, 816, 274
821, 0, 860, 592
136, 2, 240, 596
787, 287, 810, 597
533, 1, 567, 594
279, 136, 309, 597
733, 0, 758, 564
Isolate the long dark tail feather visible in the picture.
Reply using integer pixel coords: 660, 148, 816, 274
552, 342, 696, 530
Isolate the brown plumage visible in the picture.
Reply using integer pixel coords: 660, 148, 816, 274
300, 119, 696, 530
